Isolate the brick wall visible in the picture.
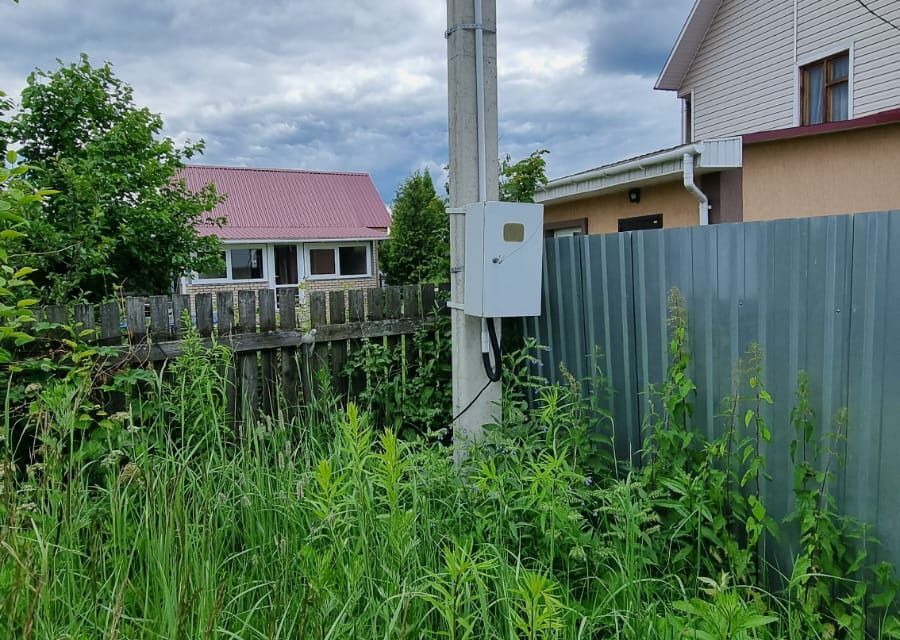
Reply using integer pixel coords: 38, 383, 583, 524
305, 275, 379, 294
180, 281, 272, 300
182, 276, 379, 299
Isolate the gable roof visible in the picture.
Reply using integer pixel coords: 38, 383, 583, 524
655, 0, 723, 92
180, 165, 391, 242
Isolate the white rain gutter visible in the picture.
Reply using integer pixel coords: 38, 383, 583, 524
682, 152, 710, 226
550, 143, 703, 187
543, 142, 711, 226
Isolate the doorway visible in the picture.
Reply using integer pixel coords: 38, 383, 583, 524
274, 245, 299, 287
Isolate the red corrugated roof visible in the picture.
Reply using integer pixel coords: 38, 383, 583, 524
180, 165, 391, 242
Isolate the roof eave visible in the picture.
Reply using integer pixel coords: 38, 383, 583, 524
654, 0, 722, 93
536, 138, 742, 206
216, 236, 387, 244
743, 107, 900, 144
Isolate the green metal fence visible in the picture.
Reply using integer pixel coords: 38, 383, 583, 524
524, 210, 900, 569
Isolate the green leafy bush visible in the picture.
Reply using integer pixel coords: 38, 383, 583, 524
344, 311, 451, 437
6, 55, 224, 301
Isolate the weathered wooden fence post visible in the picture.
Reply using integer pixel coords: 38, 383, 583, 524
328, 290, 348, 397
217, 291, 238, 432
259, 289, 277, 416
42, 285, 438, 429
278, 289, 300, 418
237, 291, 258, 427
308, 292, 328, 399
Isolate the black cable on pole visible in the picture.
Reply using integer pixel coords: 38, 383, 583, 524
854, 0, 900, 32
449, 379, 492, 425
449, 318, 502, 427
481, 317, 502, 383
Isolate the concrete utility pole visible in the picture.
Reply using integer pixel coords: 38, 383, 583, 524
446, 0, 501, 451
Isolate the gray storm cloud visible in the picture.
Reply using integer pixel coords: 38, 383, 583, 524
0, 0, 693, 199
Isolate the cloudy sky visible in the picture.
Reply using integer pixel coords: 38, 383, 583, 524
0, 0, 694, 202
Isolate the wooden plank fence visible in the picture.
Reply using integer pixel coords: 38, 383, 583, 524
42, 284, 447, 424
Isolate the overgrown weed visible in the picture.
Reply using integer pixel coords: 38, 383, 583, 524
0, 290, 897, 638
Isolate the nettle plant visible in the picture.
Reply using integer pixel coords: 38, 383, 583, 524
642, 288, 899, 638
344, 309, 451, 438
787, 374, 900, 639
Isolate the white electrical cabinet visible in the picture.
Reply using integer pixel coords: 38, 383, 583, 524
464, 201, 544, 318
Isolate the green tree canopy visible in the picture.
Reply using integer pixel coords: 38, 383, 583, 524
499, 149, 549, 203
6, 54, 223, 302
380, 170, 448, 285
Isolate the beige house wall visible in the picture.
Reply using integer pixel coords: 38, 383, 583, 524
743, 124, 900, 221
544, 181, 702, 235
681, 0, 795, 140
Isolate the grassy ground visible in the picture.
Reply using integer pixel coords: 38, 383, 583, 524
1, 328, 898, 639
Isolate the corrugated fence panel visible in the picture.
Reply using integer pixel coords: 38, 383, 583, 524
526, 237, 587, 389
685, 224, 720, 442
629, 230, 687, 443
741, 216, 854, 570
847, 211, 900, 567
582, 233, 639, 459
528, 210, 899, 569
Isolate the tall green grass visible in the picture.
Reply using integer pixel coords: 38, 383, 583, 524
1, 323, 898, 638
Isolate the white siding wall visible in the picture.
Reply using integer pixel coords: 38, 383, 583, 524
681, 0, 900, 139
798, 0, 900, 118
682, 0, 795, 140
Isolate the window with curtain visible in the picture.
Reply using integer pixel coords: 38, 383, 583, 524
802, 52, 849, 126
309, 248, 336, 276
682, 95, 693, 143
308, 245, 370, 278
230, 248, 264, 280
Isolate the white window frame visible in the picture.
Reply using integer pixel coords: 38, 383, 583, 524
305, 242, 372, 281
679, 89, 695, 144
553, 228, 583, 239
193, 249, 229, 284
192, 244, 269, 284
794, 40, 855, 126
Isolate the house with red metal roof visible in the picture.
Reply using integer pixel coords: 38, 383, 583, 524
178, 165, 391, 299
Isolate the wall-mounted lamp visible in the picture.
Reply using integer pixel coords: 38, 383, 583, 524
628, 188, 641, 204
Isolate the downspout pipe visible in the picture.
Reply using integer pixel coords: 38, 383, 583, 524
683, 152, 710, 226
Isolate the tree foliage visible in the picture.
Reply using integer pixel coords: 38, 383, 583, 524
499, 149, 549, 203
380, 170, 448, 285
6, 55, 224, 302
